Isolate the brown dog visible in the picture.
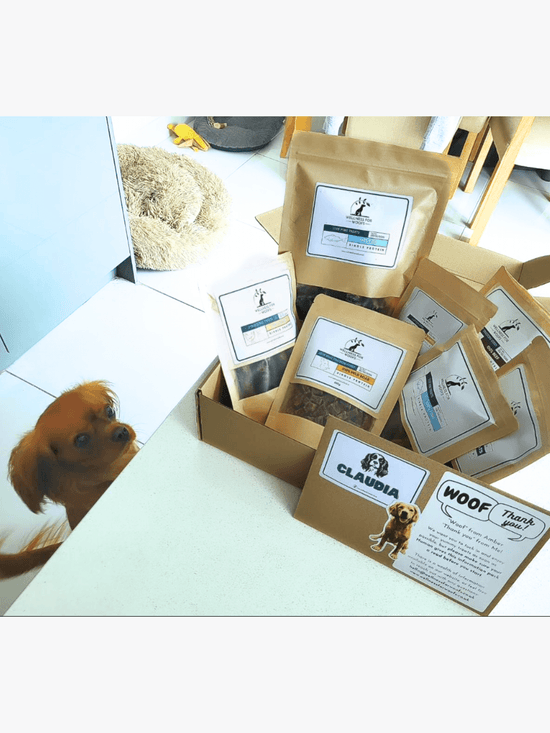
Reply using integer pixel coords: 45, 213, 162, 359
1, 381, 139, 578
369, 502, 420, 560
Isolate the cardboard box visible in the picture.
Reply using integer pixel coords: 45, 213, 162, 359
294, 417, 550, 616
196, 206, 550, 488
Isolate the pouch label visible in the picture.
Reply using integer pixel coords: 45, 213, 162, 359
218, 272, 296, 363
398, 288, 466, 354
306, 183, 412, 269
454, 365, 541, 477
480, 287, 550, 369
320, 430, 429, 509
296, 317, 406, 412
401, 341, 494, 455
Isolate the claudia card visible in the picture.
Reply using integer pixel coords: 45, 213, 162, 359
294, 417, 550, 615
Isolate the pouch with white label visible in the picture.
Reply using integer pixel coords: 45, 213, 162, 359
265, 294, 425, 449
396, 325, 519, 464
279, 131, 452, 303
206, 252, 299, 423
453, 337, 550, 482
478, 266, 550, 370
392, 258, 498, 354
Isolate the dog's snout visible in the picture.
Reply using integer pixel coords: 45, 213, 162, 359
400, 511, 409, 521
112, 426, 130, 443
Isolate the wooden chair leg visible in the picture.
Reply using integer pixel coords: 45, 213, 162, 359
469, 118, 490, 162
466, 117, 535, 246
447, 130, 479, 198
280, 116, 312, 157
463, 124, 494, 194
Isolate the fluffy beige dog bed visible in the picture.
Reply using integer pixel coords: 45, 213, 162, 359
117, 144, 231, 270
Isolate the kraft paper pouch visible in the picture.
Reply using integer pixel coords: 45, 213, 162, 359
265, 293, 425, 449
392, 257, 498, 355
206, 252, 299, 423
453, 337, 550, 482
279, 131, 452, 302
295, 417, 550, 616
479, 266, 550, 370
394, 325, 519, 464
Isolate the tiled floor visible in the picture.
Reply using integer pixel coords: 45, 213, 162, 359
2, 116, 550, 614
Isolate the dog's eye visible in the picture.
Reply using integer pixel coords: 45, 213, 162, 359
105, 405, 116, 419
74, 433, 90, 448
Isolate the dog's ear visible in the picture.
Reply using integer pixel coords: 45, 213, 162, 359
8, 431, 60, 514
411, 506, 420, 523
389, 503, 399, 517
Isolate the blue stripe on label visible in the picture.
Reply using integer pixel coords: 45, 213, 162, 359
241, 313, 282, 333
317, 350, 356, 371
421, 390, 442, 431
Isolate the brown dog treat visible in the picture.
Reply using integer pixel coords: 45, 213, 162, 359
280, 383, 373, 430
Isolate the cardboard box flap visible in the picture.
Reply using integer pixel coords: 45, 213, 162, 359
517, 254, 550, 290
430, 234, 524, 287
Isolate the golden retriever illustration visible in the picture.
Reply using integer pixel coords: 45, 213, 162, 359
369, 502, 420, 560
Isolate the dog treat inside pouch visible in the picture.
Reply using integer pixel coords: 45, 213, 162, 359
393, 325, 519, 464
452, 337, 550, 482
206, 252, 299, 423
279, 131, 452, 316
265, 294, 425, 449
392, 257, 498, 355
478, 266, 550, 370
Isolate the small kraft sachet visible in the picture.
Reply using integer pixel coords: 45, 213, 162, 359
206, 252, 299, 423
392, 257, 498, 355
265, 293, 425, 449
478, 266, 550, 370
453, 337, 550, 482
294, 417, 550, 615
391, 325, 519, 464
279, 131, 452, 315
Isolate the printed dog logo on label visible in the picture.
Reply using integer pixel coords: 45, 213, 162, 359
253, 288, 267, 308
345, 337, 365, 354
361, 452, 389, 478
444, 374, 468, 392
499, 319, 521, 335
369, 501, 421, 560
337, 452, 397, 497
350, 196, 370, 217
425, 310, 438, 323
510, 400, 522, 416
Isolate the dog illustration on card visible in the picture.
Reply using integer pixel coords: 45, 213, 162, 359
369, 502, 420, 560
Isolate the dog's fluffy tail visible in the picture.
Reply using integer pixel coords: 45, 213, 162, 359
0, 519, 70, 579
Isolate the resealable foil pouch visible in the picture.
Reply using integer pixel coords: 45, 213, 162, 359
452, 336, 550, 482
279, 131, 452, 305
392, 257, 498, 354
265, 294, 425, 449
206, 252, 299, 423
390, 325, 519, 464
478, 266, 550, 370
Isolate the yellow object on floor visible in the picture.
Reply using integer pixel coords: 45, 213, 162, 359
167, 123, 210, 151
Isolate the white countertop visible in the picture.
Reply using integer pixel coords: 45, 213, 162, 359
6, 361, 550, 616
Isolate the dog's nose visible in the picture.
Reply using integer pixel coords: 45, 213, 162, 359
112, 426, 130, 443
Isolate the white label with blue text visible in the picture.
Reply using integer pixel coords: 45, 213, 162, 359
217, 272, 296, 363
480, 287, 550, 370
398, 288, 466, 354
306, 183, 413, 269
320, 430, 429, 509
401, 340, 494, 456
454, 365, 541, 478
296, 317, 407, 413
